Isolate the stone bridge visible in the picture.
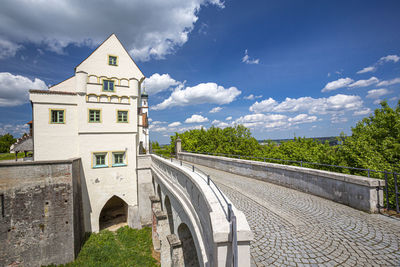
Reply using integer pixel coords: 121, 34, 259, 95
177, 151, 400, 266
148, 154, 253, 266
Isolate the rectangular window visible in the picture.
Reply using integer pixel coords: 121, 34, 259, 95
103, 80, 114, 92
89, 109, 101, 123
117, 110, 128, 123
112, 152, 126, 167
50, 109, 65, 124
93, 153, 108, 168
108, 55, 118, 66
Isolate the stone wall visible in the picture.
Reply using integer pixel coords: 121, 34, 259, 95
178, 152, 384, 213
137, 154, 153, 227
0, 158, 84, 267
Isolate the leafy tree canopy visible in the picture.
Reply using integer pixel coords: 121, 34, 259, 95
0, 133, 16, 153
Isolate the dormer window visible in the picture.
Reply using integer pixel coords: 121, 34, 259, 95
108, 55, 118, 66
103, 80, 114, 92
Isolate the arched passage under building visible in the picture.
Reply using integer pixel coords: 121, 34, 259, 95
178, 223, 200, 267
99, 196, 128, 230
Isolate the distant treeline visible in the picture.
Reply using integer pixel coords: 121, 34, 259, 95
156, 101, 399, 178
153, 101, 399, 207
259, 136, 340, 146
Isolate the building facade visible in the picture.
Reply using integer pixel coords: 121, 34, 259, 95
29, 34, 148, 232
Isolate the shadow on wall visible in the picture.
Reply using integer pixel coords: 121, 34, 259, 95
99, 196, 128, 230
165, 196, 174, 235
178, 223, 200, 267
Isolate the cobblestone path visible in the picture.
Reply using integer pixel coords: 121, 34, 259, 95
191, 163, 400, 266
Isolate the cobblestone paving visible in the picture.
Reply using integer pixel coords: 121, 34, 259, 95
191, 163, 400, 267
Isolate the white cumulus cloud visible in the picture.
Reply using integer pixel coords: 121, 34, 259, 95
377, 77, 400, 87
288, 114, 317, 124
379, 55, 400, 63
366, 88, 392, 99
348, 77, 379, 88
235, 113, 316, 130
242, 49, 260, 64
168, 121, 181, 127
356, 66, 376, 74
226, 116, 232, 121
153, 82, 241, 110
0, 122, 29, 137
209, 107, 222, 113
211, 120, 230, 128
353, 108, 371, 116
185, 114, 208, 123
250, 94, 364, 115
356, 55, 399, 74
322, 78, 354, 92
0, 0, 223, 61
244, 94, 262, 100
145, 73, 181, 95
0, 39, 22, 59
0, 72, 47, 106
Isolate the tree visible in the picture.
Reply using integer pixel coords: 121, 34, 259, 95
0, 133, 16, 153
339, 100, 400, 174
151, 141, 160, 150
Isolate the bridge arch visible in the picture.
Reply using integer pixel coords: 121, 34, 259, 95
164, 195, 174, 234
156, 184, 162, 210
99, 195, 128, 230
178, 223, 200, 267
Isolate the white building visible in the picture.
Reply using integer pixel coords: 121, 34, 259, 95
29, 34, 149, 232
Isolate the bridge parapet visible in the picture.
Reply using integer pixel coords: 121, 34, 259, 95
178, 152, 384, 213
151, 154, 252, 266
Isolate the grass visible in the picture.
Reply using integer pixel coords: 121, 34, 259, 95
45, 226, 159, 267
0, 152, 26, 161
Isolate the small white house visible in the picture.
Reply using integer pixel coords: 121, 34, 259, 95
29, 34, 149, 232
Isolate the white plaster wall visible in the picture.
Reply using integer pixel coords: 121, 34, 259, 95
78, 100, 137, 134
79, 133, 138, 232
75, 34, 144, 84
50, 76, 76, 92
86, 83, 135, 98
32, 101, 78, 161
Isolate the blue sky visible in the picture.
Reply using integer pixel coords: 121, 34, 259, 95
0, 0, 399, 143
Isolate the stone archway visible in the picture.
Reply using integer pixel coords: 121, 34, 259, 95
99, 196, 128, 231
178, 223, 200, 267
157, 184, 163, 210
164, 195, 174, 234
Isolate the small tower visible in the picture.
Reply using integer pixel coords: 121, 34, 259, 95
139, 87, 149, 154
141, 89, 148, 115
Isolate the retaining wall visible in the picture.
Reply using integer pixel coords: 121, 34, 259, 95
178, 152, 384, 213
0, 158, 84, 266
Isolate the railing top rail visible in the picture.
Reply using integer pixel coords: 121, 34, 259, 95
151, 153, 235, 220
183, 150, 398, 177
